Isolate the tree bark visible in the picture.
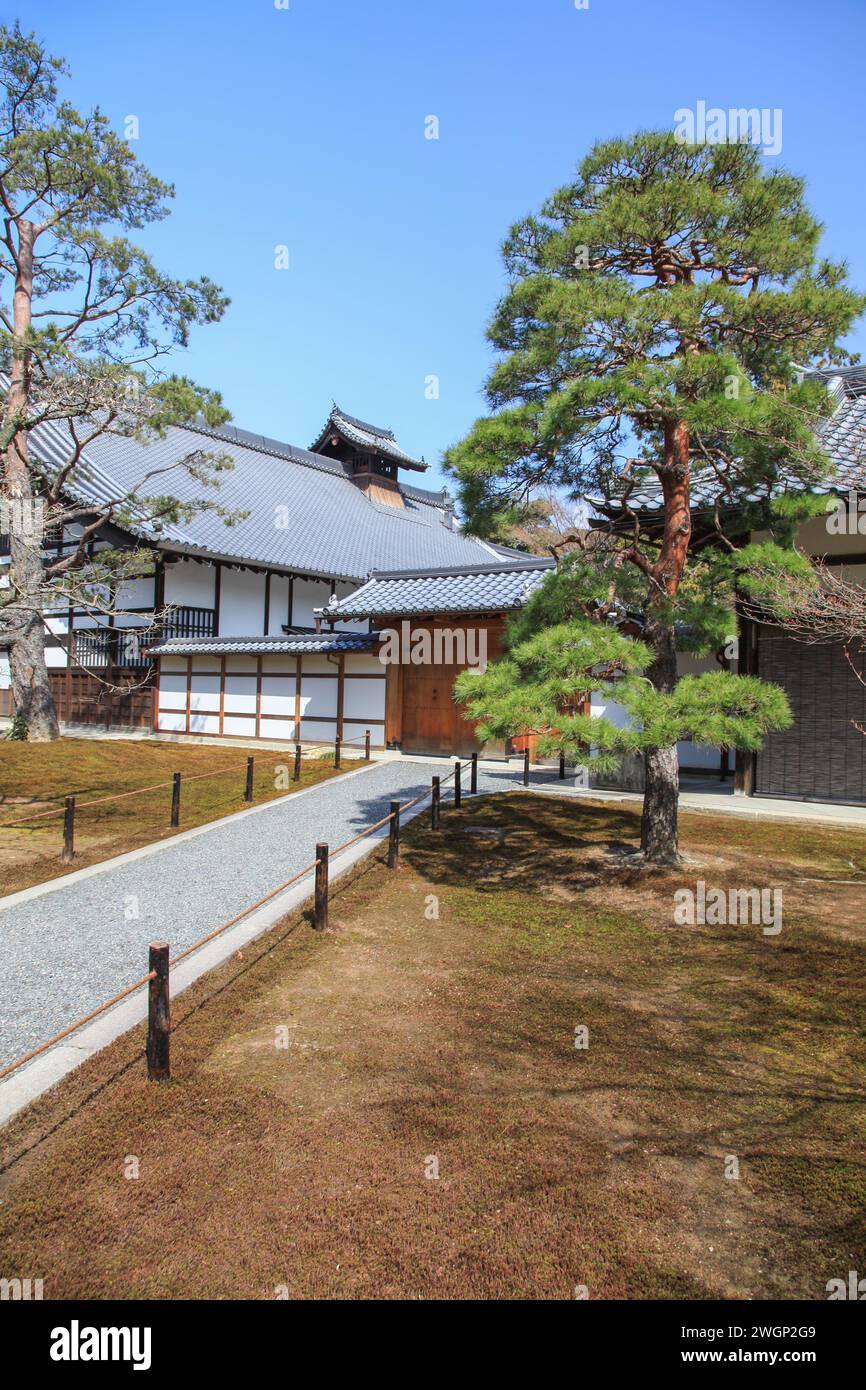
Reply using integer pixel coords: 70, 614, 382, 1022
3, 218, 59, 740
640, 618, 680, 866
638, 417, 692, 866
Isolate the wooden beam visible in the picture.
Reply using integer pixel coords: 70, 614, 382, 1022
384, 650, 403, 748
294, 655, 302, 741
263, 571, 271, 636
213, 561, 222, 635
336, 653, 345, 739
152, 664, 159, 733
65, 601, 73, 723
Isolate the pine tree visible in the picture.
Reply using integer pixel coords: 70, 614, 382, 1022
0, 24, 231, 739
446, 132, 864, 864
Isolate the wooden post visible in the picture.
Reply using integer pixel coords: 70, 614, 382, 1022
170, 771, 181, 827
334, 734, 341, 770
365, 729, 371, 761
388, 800, 400, 869
294, 743, 302, 782
470, 752, 478, 794
559, 750, 566, 780
523, 748, 530, 787
314, 843, 329, 930
245, 755, 254, 802
146, 943, 170, 1081
431, 776, 440, 830
454, 759, 462, 809
61, 795, 75, 864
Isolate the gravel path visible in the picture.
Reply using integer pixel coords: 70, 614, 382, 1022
0, 758, 543, 1065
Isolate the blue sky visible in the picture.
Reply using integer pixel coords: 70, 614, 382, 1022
10, 0, 866, 493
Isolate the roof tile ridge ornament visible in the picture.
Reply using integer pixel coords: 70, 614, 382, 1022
309, 402, 426, 470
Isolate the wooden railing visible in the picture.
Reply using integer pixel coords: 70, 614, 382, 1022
72, 606, 216, 669
159, 605, 216, 640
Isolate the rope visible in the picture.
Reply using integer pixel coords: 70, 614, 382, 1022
0, 762, 475, 1082
169, 858, 320, 966
0, 971, 157, 1081
0, 760, 279, 829
0, 855, 323, 1082
330, 812, 393, 856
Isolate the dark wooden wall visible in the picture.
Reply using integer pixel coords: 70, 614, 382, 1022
49, 669, 155, 730
754, 627, 866, 802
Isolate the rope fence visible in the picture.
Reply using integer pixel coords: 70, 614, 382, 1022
0, 750, 479, 1087
0, 728, 375, 850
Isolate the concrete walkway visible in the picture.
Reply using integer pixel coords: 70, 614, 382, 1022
2, 753, 866, 1124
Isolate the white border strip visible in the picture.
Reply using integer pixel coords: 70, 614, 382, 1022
0, 786, 431, 1128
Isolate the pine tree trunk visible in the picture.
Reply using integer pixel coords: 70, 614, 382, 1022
639, 618, 680, 866
3, 217, 60, 741
637, 414, 691, 867
8, 591, 58, 740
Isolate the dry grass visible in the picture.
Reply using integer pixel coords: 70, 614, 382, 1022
0, 794, 864, 1300
0, 737, 343, 896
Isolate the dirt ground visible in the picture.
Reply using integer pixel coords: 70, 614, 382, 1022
0, 737, 341, 896
0, 793, 864, 1300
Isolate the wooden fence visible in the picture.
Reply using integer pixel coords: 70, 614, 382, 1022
0, 751, 477, 1087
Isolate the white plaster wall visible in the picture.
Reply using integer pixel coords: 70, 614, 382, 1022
590, 693, 632, 729
268, 575, 291, 636
755, 512, 866, 560
164, 559, 216, 609
156, 651, 384, 743
114, 577, 157, 634
219, 569, 266, 637
291, 577, 332, 628
343, 676, 386, 722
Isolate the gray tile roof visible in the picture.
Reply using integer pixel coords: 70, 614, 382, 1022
24, 415, 515, 582
319, 559, 555, 619
146, 630, 378, 656
310, 404, 426, 472
816, 392, 866, 488
588, 385, 866, 516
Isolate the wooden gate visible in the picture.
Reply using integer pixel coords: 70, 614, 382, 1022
398, 619, 505, 756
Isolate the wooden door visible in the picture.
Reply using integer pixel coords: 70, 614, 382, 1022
399, 619, 505, 756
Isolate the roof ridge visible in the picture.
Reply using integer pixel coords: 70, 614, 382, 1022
331, 404, 395, 440
370, 557, 555, 580
185, 418, 349, 475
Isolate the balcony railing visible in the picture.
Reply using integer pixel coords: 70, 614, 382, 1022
159, 605, 216, 640
72, 606, 216, 669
